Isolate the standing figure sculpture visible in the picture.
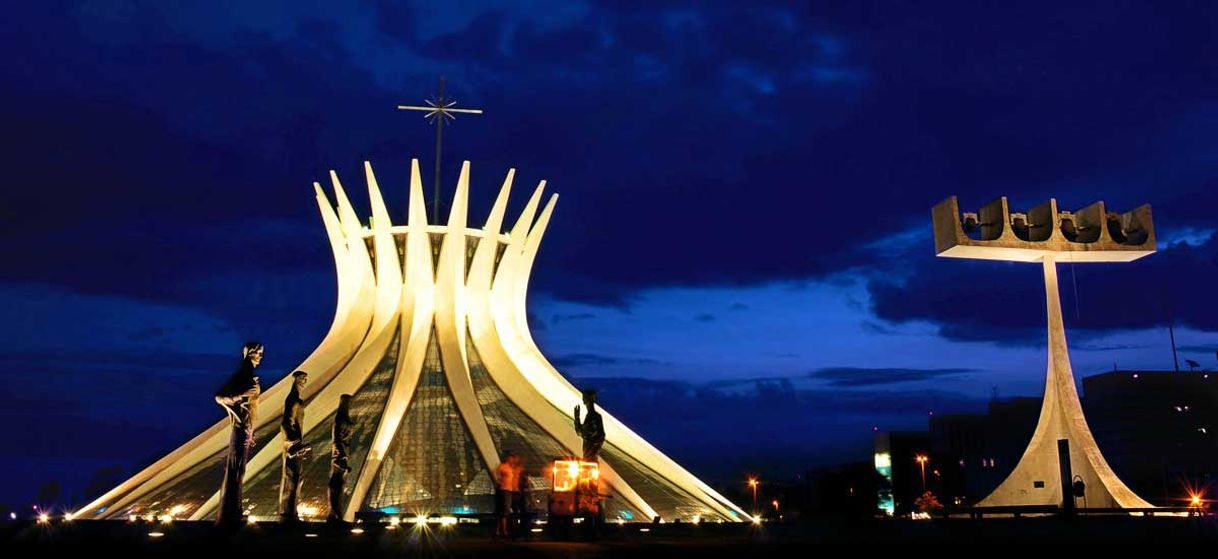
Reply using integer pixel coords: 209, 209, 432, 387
573, 389, 605, 461
278, 371, 310, 523
326, 394, 354, 523
214, 342, 264, 526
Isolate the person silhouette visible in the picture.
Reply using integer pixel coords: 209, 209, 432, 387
495, 451, 521, 538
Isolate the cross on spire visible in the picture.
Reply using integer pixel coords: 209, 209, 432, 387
397, 76, 484, 223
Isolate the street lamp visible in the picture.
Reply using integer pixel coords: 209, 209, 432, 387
747, 478, 759, 516
915, 454, 929, 492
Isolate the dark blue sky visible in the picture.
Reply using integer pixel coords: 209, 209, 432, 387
2, 1, 1217, 505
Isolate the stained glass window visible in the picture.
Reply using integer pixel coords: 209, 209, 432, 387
363, 327, 493, 515
600, 440, 727, 522
601, 488, 647, 523
106, 420, 279, 519
468, 333, 573, 513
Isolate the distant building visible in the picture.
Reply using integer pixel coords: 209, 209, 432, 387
807, 461, 882, 518
874, 431, 930, 516
929, 397, 1040, 506
920, 370, 1218, 508
1083, 370, 1218, 506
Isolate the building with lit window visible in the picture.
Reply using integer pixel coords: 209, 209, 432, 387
929, 397, 1040, 506
807, 461, 883, 517
926, 372, 1218, 508
874, 431, 930, 516
75, 160, 748, 523
1083, 370, 1218, 505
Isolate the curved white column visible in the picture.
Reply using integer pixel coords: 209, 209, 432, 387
343, 160, 436, 520
433, 162, 503, 478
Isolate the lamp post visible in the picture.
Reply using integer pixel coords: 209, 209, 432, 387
915, 454, 929, 492
747, 478, 759, 516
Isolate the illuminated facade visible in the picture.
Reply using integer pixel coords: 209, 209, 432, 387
874, 452, 894, 516
874, 431, 928, 516
933, 196, 1155, 508
77, 160, 748, 523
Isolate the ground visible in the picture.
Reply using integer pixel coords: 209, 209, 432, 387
3, 516, 1216, 556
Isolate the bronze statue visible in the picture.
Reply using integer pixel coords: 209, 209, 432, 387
326, 394, 354, 523
214, 342, 263, 526
573, 389, 605, 461
278, 371, 310, 523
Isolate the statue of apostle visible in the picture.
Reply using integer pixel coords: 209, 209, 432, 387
214, 342, 264, 526
573, 389, 605, 461
279, 371, 310, 523
326, 394, 354, 523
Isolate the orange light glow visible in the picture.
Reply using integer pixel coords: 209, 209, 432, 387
552, 460, 599, 493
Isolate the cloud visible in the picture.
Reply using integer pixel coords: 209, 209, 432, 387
1178, 344, 1218, 355
867, 232, 1218, 342
1073, 342, 1151, 352
1161, 227, 1216, 248
550, 353, 667, 369
860, 320, 900, 335
809, 367, 974, 387
526, 311, 547, 332
0, 282, 239, 354
550, 312, 596, 323
3, 1, 1217, 314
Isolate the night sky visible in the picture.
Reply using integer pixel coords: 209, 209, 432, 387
3, 1, 1217, 506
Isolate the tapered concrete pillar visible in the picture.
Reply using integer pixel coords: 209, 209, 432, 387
978, 256, 1149, 507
